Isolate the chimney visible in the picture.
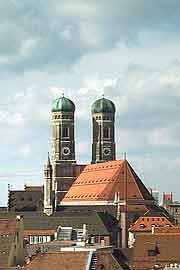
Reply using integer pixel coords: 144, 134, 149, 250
82, 224, 87, 241
16, 215, 23, 221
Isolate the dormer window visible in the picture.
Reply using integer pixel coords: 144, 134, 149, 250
148, 245, 160, 257
148, 249, 156, 256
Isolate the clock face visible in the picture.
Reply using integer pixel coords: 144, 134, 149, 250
103, 147, 111, 156
62, 147, 71, 156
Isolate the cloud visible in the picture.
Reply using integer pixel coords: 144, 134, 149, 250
0, 1, 180, 204
102, 62, 180, 135
1, 1, 180, 72
0, 61, 179, 159
0, 59, 180, 203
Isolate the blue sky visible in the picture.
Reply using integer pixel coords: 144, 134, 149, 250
0, 1, 180, 205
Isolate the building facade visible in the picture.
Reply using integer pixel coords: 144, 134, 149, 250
167, 201, 180, 225
91, 97, 116, 163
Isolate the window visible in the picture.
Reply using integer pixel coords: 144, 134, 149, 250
91, 237, 94, 244
39, 236, 43, 243
148, 246, 160, 257
94, 236, 99, 243
103, 116, 110, 120
103, 127, 110, 139
175, 208, 178, 213
62, 127, 69, 138
30, 236, 35, 244
148, 249, 157, 256
57, 226, 72, 240
62, 115, 70, 119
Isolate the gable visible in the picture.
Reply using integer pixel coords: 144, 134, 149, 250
61, 160, 153, 205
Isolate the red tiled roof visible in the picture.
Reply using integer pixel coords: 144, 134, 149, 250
24, 230, 55, 236
0, 219, 16, 235
154, 226, 180, 235
61, 160, 153, 205
25, 251, 89, 270
129, 215, 174, 232
132, 234, 180, 270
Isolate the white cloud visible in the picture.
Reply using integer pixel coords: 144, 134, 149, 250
19, 144, 31, 157
149, 128, 180, 147
1, 1, 180, 72
0, 1, 180, 204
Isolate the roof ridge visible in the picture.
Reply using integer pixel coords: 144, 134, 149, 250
102, 162, 125, 200
127, 162, 153, 201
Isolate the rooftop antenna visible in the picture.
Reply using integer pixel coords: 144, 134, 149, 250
123, 152, 127, 207
121, 151, 128, 248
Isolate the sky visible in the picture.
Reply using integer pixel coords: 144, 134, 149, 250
0, 0, 180, 205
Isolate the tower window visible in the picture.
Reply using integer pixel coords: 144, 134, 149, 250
103, 127, 110, 139
62, 127, 69, 138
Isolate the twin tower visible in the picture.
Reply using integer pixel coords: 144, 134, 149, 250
51, 95, 116, 164
44, 95, 116, 214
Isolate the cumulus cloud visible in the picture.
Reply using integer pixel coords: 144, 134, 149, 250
0, 1, 180, 204
0, 59, 180, 204
1, 1, 180, 72
2, 60, 179, 160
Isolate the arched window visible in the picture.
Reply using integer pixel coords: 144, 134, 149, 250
103, 127, 110, 139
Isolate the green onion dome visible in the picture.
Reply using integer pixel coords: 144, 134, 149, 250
52, 96, 75, 113
91, 97, 115, 114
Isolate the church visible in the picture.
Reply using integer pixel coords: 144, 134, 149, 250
43, 95, 155, 215
8, 94, 155, 219
44, 94, 120, 215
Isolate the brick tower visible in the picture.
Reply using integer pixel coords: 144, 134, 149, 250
91, 97, 116, 163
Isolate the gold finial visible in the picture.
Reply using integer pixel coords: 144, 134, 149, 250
62, 92, 64, 97
102, 93, 105, 98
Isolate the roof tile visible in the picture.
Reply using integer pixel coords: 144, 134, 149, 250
62, 160, 153, 204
